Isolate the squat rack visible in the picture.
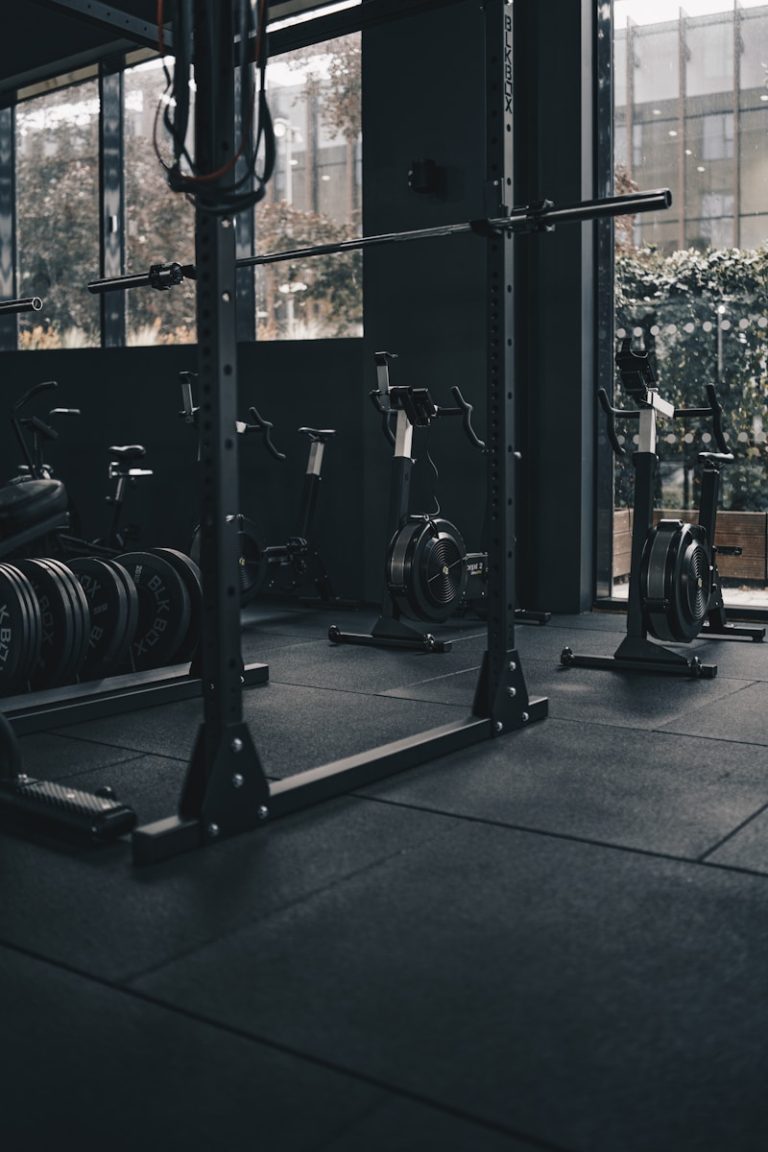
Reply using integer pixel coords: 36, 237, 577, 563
128, 0, 668, 863
0, 0, 668, 862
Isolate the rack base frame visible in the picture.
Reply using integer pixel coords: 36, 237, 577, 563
1, 661, 269, 736
132, 695, 548, 867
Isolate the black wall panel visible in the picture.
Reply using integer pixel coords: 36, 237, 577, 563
361, 0, 488, 603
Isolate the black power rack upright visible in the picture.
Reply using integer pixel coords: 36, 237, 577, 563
2, 0, 670, 863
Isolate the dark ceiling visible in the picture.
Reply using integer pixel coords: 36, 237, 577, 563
0, 0, 306, 96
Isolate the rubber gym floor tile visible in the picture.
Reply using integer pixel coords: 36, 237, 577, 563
658, 681, 768, 747
53, 683, 467, 779
516, 657, 751, 730
542, 611, 628, 634
14, 730, 144, 780
132, 824, 768, 1152
261, 633, 488, 695
515, 619, 718, 667
0, 795, 460, 982
0, 945, 383, 1152
383, 655, 751, 732
356, 717, 768, 858
704, 805, 768, 873
315, 1097, 542, 1152
681, 633, 768, 682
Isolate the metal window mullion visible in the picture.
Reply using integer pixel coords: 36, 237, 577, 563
99, 66, 125, 347
234, 63, 256, 342
0, 104, 17, 350
595, 0, 614, 600
734, 3, 741, 247
679, 11, 687, 250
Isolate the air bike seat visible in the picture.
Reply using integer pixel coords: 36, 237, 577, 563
0, 478, 69, 556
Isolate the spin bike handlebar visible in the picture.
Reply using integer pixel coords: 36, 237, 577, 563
13, 379, 58, 414
178, 370, 286, 460
244, 406, 287, 461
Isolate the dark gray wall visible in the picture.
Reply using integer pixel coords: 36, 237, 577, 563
361, 0, 488, 602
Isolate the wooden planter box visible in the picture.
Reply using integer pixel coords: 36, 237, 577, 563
612, 509, 768, 583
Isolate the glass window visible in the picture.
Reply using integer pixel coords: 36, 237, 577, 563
123, 57, 197, 345
16, 81, 101, 349
634, 28, 678, 103
686, 16, 734, 98
605, 1, 768, 609
255, 33, 363, 340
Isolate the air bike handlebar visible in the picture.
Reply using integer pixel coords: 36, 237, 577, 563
84, 188, 672, 292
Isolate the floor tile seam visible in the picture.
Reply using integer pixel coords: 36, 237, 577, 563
265, 677, 470, 708
122, 823, 461, 986
127, 987, 574, 1152
698, 797, 768, 862
50, 730, 190, 762
348, 792, 768, 878
54, 751, 154, 784
652, 727, 768, 751
0, 936, 569, 1151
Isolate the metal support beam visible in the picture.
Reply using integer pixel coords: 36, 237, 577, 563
472, 0, 546, 732
0, 105, 17, 351
34, 0, 171, 52
175, 2, 270, 842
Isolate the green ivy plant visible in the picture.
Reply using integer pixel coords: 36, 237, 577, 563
614, 245, 768, 512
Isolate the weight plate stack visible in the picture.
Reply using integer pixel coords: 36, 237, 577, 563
149, 548, 202, 661
116, 551, 191, 670
66, 556, 138, 680
640, 519, 712, 643
44, 557, 92, 680
15, 558, 91, 688
387, 517, 468, 624
0, 563, 41, 695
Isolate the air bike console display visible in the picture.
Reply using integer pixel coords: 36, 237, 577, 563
561, 339, 765, 679
0, 0, 672, 864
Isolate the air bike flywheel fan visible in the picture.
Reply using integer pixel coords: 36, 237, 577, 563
561, 337, 764, 680
640, 518, 711, 644
328, 351, 484, 653
386, 515, 469, 626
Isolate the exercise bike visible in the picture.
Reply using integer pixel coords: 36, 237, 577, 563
561, 338, 765, 679
329, 351, 490, 653
0, 379, 153, 561
180, 371, 348, 605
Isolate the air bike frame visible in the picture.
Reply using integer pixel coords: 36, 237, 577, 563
130, 0, 670, 865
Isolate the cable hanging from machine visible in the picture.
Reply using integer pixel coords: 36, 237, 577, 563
154, 0, 276, 214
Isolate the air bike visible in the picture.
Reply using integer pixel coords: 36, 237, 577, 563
329, 350, 486, 652
561, 339, 765, 680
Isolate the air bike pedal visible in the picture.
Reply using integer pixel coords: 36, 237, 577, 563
0, 713, 136, 843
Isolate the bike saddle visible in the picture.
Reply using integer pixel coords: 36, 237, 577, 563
298, 427, 336, 442
108, 444, 146, 461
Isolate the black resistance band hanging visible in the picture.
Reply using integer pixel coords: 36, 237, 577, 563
154, 0, 275, 214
